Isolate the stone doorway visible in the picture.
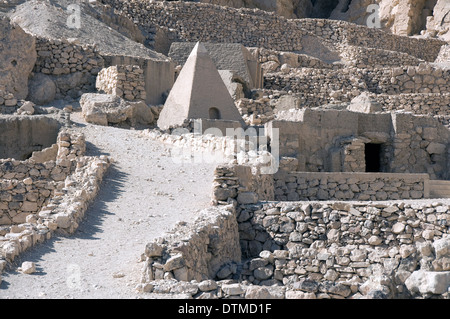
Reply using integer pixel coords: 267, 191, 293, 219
365, 143, 382, 172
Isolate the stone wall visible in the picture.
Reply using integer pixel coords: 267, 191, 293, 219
136, 127, 449, 299
264, 68, 365, 104
235, 97, 274, 126
233, 92, 449, 128
100, 0, 308, 52
365, 63, 450, 95
374, 93, 450, 117
264, 63, 450, 100
0, 129, 110, 263
139, 204, 241, 288
236, 201, 450, 298
31, 37, 105, 101
273, 172, 429, 201
0, 130, 85, 227
247, 47, 340, 72
340, 46, 424, 69
296, 18, 445, 62
96, 65, 146, 102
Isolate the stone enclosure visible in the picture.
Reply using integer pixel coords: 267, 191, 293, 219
0, 0, 449, 300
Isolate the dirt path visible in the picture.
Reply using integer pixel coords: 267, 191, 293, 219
0, 112, 217, 299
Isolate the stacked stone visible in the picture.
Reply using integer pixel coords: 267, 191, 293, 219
101, 0, 306, 52
0, 160, 58, 180
56, 131, 86, 161
138, 205, 241, 286
101, 0, 445, 62
0, 130, 86, 229
96, 65, 146, 102
363, 63, 450, 95
296, 18, 444, 62
264, 62, 450, 99
247, 47, 338, 72
0, 177, 56, 225
137, 199, 449, 299
389, 119, 448, 180
38, 155, 110, 236
264, 67, 366, 103
341, 46, 424, 69
0, 129, 110, 265
374, 93, 450, 117
236, 201, 449, 298
235, 98, 274, 125
34, 37, 104, 76
274, 173, 428, 201
212, 165, 242, 205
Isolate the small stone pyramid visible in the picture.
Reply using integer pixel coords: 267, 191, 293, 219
157, 42, 244, 130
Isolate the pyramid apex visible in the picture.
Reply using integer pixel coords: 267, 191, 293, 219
190, 42, 208, 57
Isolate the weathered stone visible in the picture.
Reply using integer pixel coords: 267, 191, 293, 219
405, 270, 450, 295
0, 15, 36, 101
20, 261, 36, 274
145, 242, 164, 257
163, 254, 185, 272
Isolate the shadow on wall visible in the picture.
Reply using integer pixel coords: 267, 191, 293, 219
0, 116, 61, 160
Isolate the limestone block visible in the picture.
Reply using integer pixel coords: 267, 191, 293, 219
405, 270, 450, 295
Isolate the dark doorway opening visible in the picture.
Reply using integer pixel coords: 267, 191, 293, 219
365, 143, 381, 172
209, 107, 221, 120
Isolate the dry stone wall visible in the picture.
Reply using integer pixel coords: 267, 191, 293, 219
101, 1, 445, 64
100, 0, 309, 51
0, 130, 85, 228
96, 65, 146, 102
273, 172, 429, 202
296, 18, 445, 62
139, 204, 241, 288
0, 129, 110, 264
237, 201, 449, 298
264, 63, 450, 100
340, 46, 424, 69
32, 37, 105, 101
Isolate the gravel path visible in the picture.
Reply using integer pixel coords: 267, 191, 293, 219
0, 112, 217, 299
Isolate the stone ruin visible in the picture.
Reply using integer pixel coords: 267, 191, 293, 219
0, 0, 449, 299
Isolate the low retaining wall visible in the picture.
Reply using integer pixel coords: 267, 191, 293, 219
138, 204, 241, 289
0, 128, 111, 265
236, 201, 449, 298
273, 172, 430, 201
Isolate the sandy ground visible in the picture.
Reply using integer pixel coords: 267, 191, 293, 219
0, 112, 217, 299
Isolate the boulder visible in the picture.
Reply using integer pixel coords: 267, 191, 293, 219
405, 270, 450, 295
0, 15, 37, 101
20, 261, 36, 274
347, 92, 382, 113
27, 73, 57, 105
80, 93, 154, 126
